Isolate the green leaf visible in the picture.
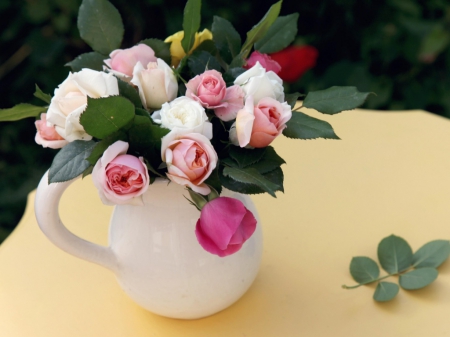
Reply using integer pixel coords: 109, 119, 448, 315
220, 166, 284, 195
140, 39, 171, 65
378, 235, 413, 274
86, 130, 127, 165
181, 0, 201, 54
283, 111, 340, 140
229, 147, 266, 168
412, 240, 450, 268
303, 86, 372, 115
229, 52, 246, 68
0, 103, 47, 122
222, 166, 280, 197
249, 146, 285, 174
82, 165, 94, 179
240, 1, 282, 59
223, 67, 246, 85
48, 140, 96, 183
373, 282, 399, 302
285, 92, 303, 110
77, 0, 124, 55
254, 13, 298, 54
188, 51, 222, 75
212, 16, 241, 63
135, 108, 151, 119
80, 96, 135, 139
350, 257, 380, 284
34, 84, 51, 104
65, 52, 105, 72
194, 40, 217, 55
204, 167, 222, 195
419, 25, 450, 59
187, 188, 208, 209
117, 78, 142, 107
399, 268, 438, 290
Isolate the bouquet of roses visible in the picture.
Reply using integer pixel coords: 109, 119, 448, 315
0, 0, 370, 257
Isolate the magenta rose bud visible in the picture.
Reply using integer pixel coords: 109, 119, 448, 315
92, 141, 150, 206
244, 51, 281, 74
195, 197, 257, 257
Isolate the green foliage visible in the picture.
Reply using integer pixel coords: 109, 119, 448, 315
86, 131, 128, 166
212, 16, 241, 64
0, 104, 47, 122
77, 0, 124, 55
117, 78, 142, 108
254, 13, 299, 54
34, 85, 51, 104
48, 140, 96, 183
303, 87, 372, 115
181, 0, 201, 54
283, 112, 340, 140
343, 235, 450, 302
140, 39, 171, 65
80, 96, 135, 139
222, 166, 280, 197
65, 52, 106, 72
188, 50, 222, 75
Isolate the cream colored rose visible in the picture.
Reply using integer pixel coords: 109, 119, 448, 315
131, 59, 178, 110
234, 61, 284, 104
46, 69, 119, 142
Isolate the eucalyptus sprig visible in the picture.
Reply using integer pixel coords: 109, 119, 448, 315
343, 235, 450, 302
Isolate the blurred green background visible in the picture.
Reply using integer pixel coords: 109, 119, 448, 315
1, 0, 449, 242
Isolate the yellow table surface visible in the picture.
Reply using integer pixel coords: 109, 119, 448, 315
2, 107, 450, 336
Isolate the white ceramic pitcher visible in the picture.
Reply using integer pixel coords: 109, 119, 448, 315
34, 171, 263, 319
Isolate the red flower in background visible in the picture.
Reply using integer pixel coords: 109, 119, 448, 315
269, 45, 318, 83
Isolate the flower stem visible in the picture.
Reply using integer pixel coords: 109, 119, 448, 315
342, 274, 392, 289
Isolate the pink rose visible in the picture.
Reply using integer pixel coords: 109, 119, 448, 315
162, 132, 218, 195
230, 96, 292, 148
244, 51, 281, 74
104, 44, 157, 81
186, 70, 245, 121
195, 197, 257, 257
34, 113, 68, 149
92, 141, 149, 206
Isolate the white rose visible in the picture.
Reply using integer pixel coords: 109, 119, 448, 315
46, 69, 119, 142
131, 59, 178, 110
151, 96, 212, 139
234, 61, 284, 104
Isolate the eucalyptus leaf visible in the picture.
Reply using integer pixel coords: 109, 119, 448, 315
188, 50, 222, 75
255, 13, 299, 54
222, 166, 280, 197
378, 235, 413, 274
65, 52, 105, 72
412, 240, 450, 268
34, 84, 51, 104
48, 140, 96, 183
140, 39, 171, 65
399, 268, 438, 290
350, 256, 380, 284
228, 147, 266, 168
80, 96, 135, 139
373, 282, 399, 302
283, 111, 340, 140
240, 1, 282, 58
0, 103, 47, 122
86, 130, 128, 165
303, 86, 372, 115
212, 16, 241, 63
181, 0, 201, 54
117, 78, 142, 107
77, 0, 124, 55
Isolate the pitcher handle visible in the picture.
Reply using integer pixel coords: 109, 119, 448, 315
35, 171, 118, 273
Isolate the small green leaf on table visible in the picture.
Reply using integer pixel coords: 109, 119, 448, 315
399, 268, 438, 290
80, 96, 135, 139
283, 111, 340, 140
373, 282, 399, 302
255, 13, 299, 54
140, 39, 171, 65
377, 235, 413, 274
303, 86, 372, 115
350, 257, 380, 284
65, 52, 106, 72
77, 0, 124, 55
49, 140, 96, 183
412, 240, 450, 268
34, 84, 51, 104
181, 0, 201, 54
0, 103, 47, 122
222, 166, 280, 197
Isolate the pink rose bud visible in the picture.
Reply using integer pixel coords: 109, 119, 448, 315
34, 113, 68, 149
231, 96, 292, 148
104, 44, 157, 81
162, 132, 218, 195
92, 141, 149, 206
195, 197, 257, 257
244, 51, 281, 74
186, 70, 245, 122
